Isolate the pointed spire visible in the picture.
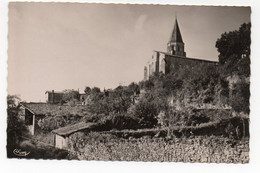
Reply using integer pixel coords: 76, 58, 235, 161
169, 17, 184, 43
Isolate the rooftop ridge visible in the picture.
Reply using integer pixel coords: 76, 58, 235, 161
154, 50, 218, 63
52, 122, 95, 136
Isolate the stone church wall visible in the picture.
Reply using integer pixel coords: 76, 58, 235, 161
164, 55, 218, 74
146, 51, 217, 78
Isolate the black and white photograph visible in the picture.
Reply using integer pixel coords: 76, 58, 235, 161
5, 1, 253, 165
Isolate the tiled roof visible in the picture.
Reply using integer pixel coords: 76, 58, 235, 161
20, 102, 89, 116
45, 91, 64, 94
154, 50, 218, 64
169, 18, 184, 43
52, 122, 95, 136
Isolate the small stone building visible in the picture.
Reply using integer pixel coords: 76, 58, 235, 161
45, 90, 64, 104
52, 122, 95, 149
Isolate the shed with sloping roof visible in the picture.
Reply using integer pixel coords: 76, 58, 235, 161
52, 122, 95, 149
20, 102, 48, 135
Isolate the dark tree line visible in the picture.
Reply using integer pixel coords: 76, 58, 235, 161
216, 23, 250, 77
7, 95, 29, 157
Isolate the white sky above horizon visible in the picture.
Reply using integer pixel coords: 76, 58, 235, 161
7, 2, 251, 102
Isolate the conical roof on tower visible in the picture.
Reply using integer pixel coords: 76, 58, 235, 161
168, 17, 184, 43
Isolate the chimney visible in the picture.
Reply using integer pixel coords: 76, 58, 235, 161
52, 90, 54, 104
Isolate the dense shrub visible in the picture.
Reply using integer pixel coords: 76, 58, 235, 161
88, 85, 134, 115
7, 95, 30, 158
229, 81, 250, 114
158, 108, 210, 127
129, 95, 160, 128
216, 23, 250, 77
62, 89, 80, 102
83, 113, 107, 123
38, 114, 82, 131
94, 113, 141, 131
163, 79, 183, 95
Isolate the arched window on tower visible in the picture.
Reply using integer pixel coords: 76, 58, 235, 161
171, 46, 175, 54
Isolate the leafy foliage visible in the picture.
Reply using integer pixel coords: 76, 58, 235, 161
215, 23, 250, 113
84, 86, 91, 95
215, 22, 250, 76
7, 95, 21, 108
229, 81, 250, 114
91, 87, 101, 94
6, 95, 29, 157
38, 114, 83, 131
127, 82, 140, 95
95, 113, 141, 131
62, 89, 80, 102
88, 85, 134, 115
129, 92, 165, 128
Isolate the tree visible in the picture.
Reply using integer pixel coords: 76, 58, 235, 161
7, 95, 28, 157
127, 82, 140, 95
130, 97, 158, 128
144, 80, 154, 90
215, 22, 251, 76
87, 85, 134, 115
84, 86, 91, 95
62, 89, 80, 102
110, 86, 133, 113
91, 87, 101, 94
216, 22, 251, 113
7, 95, 21, 108
163, 78, 183, 94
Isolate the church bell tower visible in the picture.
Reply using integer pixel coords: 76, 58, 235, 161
167, 17, 186, 57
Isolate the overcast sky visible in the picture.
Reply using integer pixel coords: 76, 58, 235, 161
8, 2, 250, 102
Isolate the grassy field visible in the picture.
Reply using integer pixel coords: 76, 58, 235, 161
67, 132, 249, 163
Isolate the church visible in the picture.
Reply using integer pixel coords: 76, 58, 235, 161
144, 17, 218, 80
